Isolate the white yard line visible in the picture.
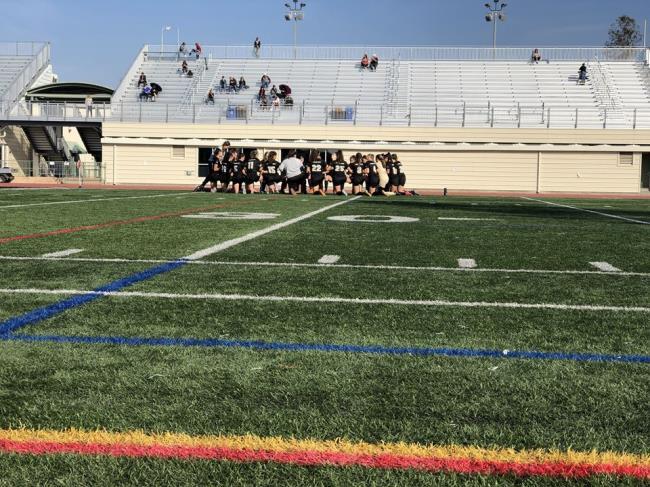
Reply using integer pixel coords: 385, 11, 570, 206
458, 258, 477, 269
438, 217, 499, 222
183, 197, 361, 260
0, 255, 648, 277
318, 255, 341, 264
0, 288, 648, 313
0, 192, 193, 210
590, 262, 621, 273
521, 197, 650, 225
41, 249, 84, 258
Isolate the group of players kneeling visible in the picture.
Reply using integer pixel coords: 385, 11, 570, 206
195, 141, 417, 196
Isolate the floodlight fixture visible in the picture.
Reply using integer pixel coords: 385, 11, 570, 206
484, 0, 508, 50
284, 0, 307, 59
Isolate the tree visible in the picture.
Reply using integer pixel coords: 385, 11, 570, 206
606, 16, 641, 47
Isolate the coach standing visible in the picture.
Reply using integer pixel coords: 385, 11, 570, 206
278, 150, 306, 196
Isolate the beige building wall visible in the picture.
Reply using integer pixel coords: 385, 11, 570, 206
0, 126, 34, 176
102, 122, 650, 193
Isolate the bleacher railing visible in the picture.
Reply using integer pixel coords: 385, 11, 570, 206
148, 44, 648, 62
1, 101, 110, 122
0, 42, 50, 112
110, 100, 650, 130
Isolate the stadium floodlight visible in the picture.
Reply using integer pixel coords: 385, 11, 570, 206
161, 25, 172, 58
284, 0, 307, 59
484, 0, 507, 51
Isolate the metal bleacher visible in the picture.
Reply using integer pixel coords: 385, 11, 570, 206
111, 45, 650, 129
0, 42, 51, 115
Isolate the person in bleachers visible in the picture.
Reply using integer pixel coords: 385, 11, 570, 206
179, 42, 188, 57
270, 85, 279, 98
369, 54, 379, 71
239, 76, 248, 90
260, 96, 269, 110
206, 88, 215, 104
284, 95, 294, 107
578, 63, 587, 85
229, 77, 238, 93
137, 72, 147, 88
254, 37, 262, 57
272, 95, 281, 110
360, 54, 370, 70
261, 73, 271, 88
219, 76, 227, 92
187, 69, 194, 78
531, 49, 542, 64
191, 42, 202, 59
181, 60, 188, 74
258, 86, 266, 101
139, 84, 152, 101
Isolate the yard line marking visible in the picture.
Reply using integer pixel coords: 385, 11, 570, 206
0, 203, 236, 244
318, 255, 340, 264
5, 334, 649, 365
41, 249, 84, 258
0, 192, 192, 210
458, 258, 477, 269
0, 255, 648, 277
1, 288, 649, 313
0, 199, 358, 335
438, 217, 499, 221
521, 197, 650, 225
590, 262, 621, 273
184, 197, 361, 260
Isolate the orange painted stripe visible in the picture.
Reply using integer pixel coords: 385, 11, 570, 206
0, 429, 648, 479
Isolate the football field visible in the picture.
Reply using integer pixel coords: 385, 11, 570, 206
0, 188, 648, 486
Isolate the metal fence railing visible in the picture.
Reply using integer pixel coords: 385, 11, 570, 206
110, 100, 650, 130
1, 101, 110, 122
147, 44, 648, 62
0, 42, 50, 112
1, 159, 102, 180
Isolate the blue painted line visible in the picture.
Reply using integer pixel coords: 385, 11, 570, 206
0, 260, 187, 336
3, 333, 649, 364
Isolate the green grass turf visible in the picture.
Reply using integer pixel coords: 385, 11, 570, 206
0, 344, 648, 454
1, 191, 649, 484
0, 454, 646, 487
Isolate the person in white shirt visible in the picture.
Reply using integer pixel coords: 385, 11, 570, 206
278, 150, 306, 195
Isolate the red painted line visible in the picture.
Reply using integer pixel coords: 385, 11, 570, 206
0, 439, 648, 479
0, 201, 250, 244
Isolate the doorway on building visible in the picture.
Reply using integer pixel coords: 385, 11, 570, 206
642, 154, 650, 190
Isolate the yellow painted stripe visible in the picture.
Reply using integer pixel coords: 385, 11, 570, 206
0, 428, 648, 468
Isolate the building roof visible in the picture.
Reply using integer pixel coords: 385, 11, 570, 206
25, 82, 113, 102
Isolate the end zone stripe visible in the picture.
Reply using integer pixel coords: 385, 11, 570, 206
0, 429, 648, 479
5, 334, 649, 364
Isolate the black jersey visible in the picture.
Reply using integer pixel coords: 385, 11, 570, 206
366, 161, 378, 175
350, 162, 364, 176
309, 160, 324, 174
246, 158, 261, 174
219, 161, 230, 175
386, 161, 396, 176
393, 161, 403, 175
231, 160, 245, 175
332, 161, 348, 176
264, 161, 279, 175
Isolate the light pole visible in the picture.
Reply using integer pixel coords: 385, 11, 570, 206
285, 1, 306, 59
161, 25, 172, 57
485, 1, 507, 51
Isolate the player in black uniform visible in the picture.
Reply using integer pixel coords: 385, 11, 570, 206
230, 152, 246, 194
386, 153, 400, 193
245, 150, 261, 194
218, 149, 233, 192
308, 151, 326, 196
349, 152, 367, 195
330, 150, 348, 196
365, 153, 380, 195
261, 151, 281, 193
195, 148, 222, 192
392, 154, 406, 194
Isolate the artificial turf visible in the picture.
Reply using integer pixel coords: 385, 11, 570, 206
0, 189, 648, 485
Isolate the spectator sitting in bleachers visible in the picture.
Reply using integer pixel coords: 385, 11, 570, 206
139, 84, 152, 101
272, 95, 280, 110
284, 95, 294, 107
578, 63, 587, 85
270, 85, 279, 98
531, 48, 542, 64
229, 77, 238, 93
370, 54, 379, 71
239, 76, 248, 90
181, 60, 188, 74
260, 95, 269, 110
187, 69, 194, 78
191, 42, 202, 59
261, 74, 271, 88
137, 72, 147, 88
258, 86, 266, 101
360, 54, 370, 70
150, 82, 162, 100
219, 76, 227, 92
206, 88, 215, 104
179, 42, 187, 57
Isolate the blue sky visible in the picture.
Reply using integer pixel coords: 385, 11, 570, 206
1, 0, 648, 88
